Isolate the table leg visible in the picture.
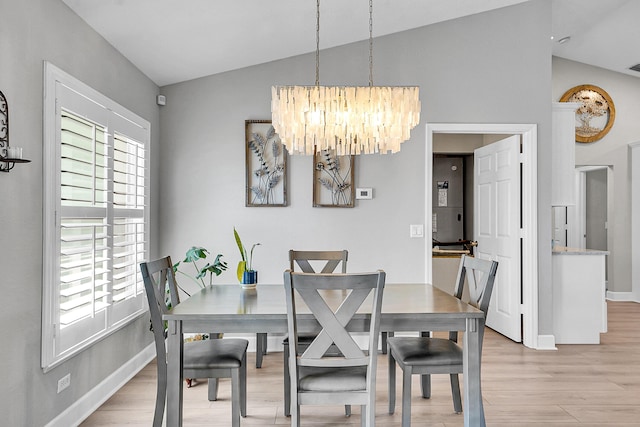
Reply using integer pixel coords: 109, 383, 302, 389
463, 317, 485, 427
167, 319, 184, 426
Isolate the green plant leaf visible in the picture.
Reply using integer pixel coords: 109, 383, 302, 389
236, 260, 246, 283
248, 243, 261, 271
233, 228, 246, 262
184, 246, 208, 263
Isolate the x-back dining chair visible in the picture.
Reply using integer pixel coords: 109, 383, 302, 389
140, 256, 249, 427
387, 254, 498, 426
283, 250, 348, 417
284, 270, 386, 427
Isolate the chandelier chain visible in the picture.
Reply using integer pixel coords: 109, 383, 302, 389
369, 0, 373, 87
315, 0, 320, 86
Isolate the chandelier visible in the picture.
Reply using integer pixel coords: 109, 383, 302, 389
271, 0, 421, 156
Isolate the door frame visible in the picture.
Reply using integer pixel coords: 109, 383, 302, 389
425, 123, 539, 349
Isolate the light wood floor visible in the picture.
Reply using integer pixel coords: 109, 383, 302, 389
82, 301, 640, 426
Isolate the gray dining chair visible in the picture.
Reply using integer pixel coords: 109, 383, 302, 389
140, 256, 249, 427
387, 255, 498, 426
283, 250, 348, 417
284, 270, 386, 427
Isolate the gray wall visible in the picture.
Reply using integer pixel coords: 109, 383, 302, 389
0, 0, 160, 424
553, 56, 640, 293
159, 1, 554, 330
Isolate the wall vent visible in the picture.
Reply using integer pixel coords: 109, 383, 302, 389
629, 64, 640, 73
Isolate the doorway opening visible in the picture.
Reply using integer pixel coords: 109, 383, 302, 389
566, 165, 612, 287
425, 123, 539, 349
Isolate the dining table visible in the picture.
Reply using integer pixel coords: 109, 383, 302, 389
163, 282, 487, 426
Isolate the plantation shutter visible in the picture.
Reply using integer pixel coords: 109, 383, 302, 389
43, 63, 149, 370
111, 131, 147, 324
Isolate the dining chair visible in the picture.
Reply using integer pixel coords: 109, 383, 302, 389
387, 255, 498, 425
284, 270, 386, 427
140, 256, 249, 427
283, 250, 348, 417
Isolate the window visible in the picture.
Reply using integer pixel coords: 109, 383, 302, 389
42, 62, 150, 371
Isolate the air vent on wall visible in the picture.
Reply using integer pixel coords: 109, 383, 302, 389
629, 64, 640, 73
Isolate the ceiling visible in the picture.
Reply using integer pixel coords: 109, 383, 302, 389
61, 0, 640, 87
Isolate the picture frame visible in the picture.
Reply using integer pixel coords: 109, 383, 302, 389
313, 148, 355, 208
559, 84, 615, 143
245, 120, 287, 207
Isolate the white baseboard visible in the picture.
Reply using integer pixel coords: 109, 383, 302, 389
46, 343, 156, 427
606, 291, 640, 302
536, 334, 557, 350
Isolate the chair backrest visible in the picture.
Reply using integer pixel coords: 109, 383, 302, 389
140, 256, 181, 366
453, 255, 499, 314
283, 270, 385, 376
289, 250, 348, 274
450, 255, 498, 343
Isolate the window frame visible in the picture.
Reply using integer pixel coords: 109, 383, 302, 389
42, 62, 150, 371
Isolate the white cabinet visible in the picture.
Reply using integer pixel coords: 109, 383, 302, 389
552, 247, 608, 344
551, 102, 580, 206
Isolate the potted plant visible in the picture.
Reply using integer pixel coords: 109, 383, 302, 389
174, 246, 228, 292
233, 227, 261, 287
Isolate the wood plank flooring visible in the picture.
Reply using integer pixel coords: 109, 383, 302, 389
81, 301, 640, 426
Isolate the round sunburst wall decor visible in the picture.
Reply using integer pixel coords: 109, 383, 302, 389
560, 84, 615, 143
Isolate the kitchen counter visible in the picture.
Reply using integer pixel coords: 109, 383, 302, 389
552, 246, 609, 256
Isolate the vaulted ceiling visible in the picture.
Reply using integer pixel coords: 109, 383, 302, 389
61, 0, 640, 87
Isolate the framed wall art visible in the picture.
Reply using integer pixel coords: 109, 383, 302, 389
313, 148, 355, 208
245, 120, 287, 206
559, 84, 615, 143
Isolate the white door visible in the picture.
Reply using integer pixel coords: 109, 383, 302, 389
474, 135, 522, 342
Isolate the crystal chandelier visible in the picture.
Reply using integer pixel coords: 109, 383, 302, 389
271, 0, 421, 156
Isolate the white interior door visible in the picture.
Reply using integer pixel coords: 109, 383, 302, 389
474, 135, 522, 342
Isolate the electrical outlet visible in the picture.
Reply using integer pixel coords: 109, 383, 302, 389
57, 373, 71, 393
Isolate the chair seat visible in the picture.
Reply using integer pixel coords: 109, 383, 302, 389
184, 339, 249, 370
298, 365, 367, 392
387, 337, 462, 366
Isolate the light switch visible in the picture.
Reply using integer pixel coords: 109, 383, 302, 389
410, 224, 424, 238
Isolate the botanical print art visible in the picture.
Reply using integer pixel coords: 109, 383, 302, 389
245, 120, 287, 206
313, 148, 354, 208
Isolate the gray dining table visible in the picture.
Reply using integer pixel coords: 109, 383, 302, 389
164, 282, 486, 426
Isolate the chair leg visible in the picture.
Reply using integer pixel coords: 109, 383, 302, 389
450, 373, 462, 414
418, 331, 431, 399
283, 342, 291, 417
231, 369, 241, 427
360, 405, 366, 427
381, 331, 394, 354
345, 405, 351, 416
290, 399, 300, 427
241, 353, 247, 417
402, 369, 412, 427
420, 374, 431, 399
256, 333, 266, 368
388, 347, 396, 414
153, 363, 166, 427
208, 378, 220, 401
381, 332, 387, 354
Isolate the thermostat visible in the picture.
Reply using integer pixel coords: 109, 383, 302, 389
356, 188, 373, 200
